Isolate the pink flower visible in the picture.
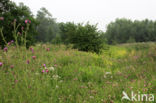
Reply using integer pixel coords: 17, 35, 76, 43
25, 20, 28, 24
46, 48, 50, 51
32, 56, 36, 59
46, 69, 49, 73
0, 62, 3, 67
43, 64, 46, 67
10, 65, 14, 69
3, 47, 8, 52
26, 60, 30, 64
42, 70, 45, 73
30, 47, 33, 51
30, 48, 34, 53
8, 42, 11, 46
0, 17, 4, 21
11, 40, 14, 43
25, 19, 31, 24
54, 64, 57, 67
32, 50, 34, 54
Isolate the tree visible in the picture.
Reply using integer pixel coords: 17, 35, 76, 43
59, 22, 105, 53
105, 18, 156, 44
58, 22, 77, 44
36, 7, 60, 42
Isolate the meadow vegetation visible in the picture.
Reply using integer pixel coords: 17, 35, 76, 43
0, 42, 155, 103
0, 0, 156, 103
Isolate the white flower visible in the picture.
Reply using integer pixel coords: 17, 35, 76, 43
35, 72, 39, 75
89, 96, 94, 99
59, 80, 63, 83
48, 66, 55, 71
56, 85, 59, 88
53, 75, 60, 80
105, 72, 111, 75
104, 72, 112, 78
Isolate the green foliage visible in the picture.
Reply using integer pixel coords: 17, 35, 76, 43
105, 18, 156, 44
0, 1, 37, 48
58, 22, 77, 44
36, 7, 60, 42
59, 22, 105, 53
51, 35, 62, 45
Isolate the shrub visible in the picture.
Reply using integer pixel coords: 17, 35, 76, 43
59, 22, 105, 53
73, 23, 105, 53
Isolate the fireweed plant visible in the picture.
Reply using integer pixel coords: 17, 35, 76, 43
0, 19, 30, 67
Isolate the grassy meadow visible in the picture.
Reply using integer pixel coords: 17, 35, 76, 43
0, 42, 156, 103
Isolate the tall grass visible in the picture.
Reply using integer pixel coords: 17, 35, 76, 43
0, 42, 156, 103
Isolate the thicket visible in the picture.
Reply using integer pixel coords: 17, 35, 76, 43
59, 22, 105, 53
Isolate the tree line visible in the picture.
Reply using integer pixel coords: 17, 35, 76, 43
105, 18, 156, 44
1, 0, 156, 53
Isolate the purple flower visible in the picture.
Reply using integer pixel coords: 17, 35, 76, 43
43, 64, 46, 67
8, 42, 11, 46
32, 49, 34, 53
30, 47, 33, 51
0, 62, 3, 67
0, 17, 4, 21
32, 56, 36, 59
3, 47, 8, 52
27, 60, 30, 64
11, 40, 14, 43
30, 48, 34, 53
42, 70, 45, 73
46, 48, 50, 51
46, 69, 49, 73
10, 65, 14, 69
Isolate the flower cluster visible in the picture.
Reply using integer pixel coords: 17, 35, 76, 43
8, 40, 14, 46
41, 65, 55, 74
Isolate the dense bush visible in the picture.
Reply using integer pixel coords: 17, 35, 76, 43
105, 18, 156, 44
59, 22, 105, 53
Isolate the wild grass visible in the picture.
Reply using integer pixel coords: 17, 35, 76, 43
0, 42, 156, 103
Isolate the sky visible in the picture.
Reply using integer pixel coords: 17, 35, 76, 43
11, 0, 156, 31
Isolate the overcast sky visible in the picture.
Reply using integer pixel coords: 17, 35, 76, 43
11, 0, 156, 31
